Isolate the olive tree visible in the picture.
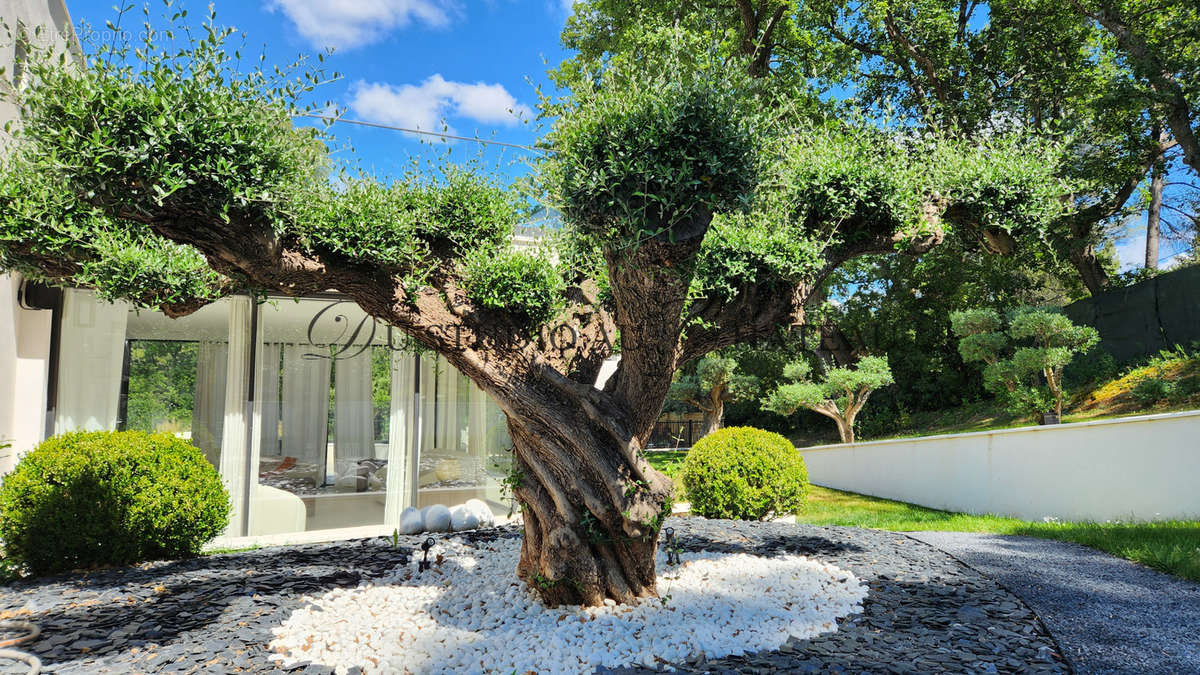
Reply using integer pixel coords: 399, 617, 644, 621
666, 352, 760, 437
762, 356, 895, 443
0, 8, 1070, 606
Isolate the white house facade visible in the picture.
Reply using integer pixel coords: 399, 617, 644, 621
0, 0, 527, 545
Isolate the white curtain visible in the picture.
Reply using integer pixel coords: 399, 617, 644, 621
218, 295, 255, 537
281, 344, 331, 470
419, 354, 437, 451
385, 350, 417, 524
468, 381, 488, 458
54, 290, 129, 433
334, 348, 374, 461
192, 341, 228, 466
439, 364, 459, 450
257, 343, 282, 456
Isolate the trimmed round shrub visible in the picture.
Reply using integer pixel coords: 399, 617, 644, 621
0, 431, 230, 575
681, 427, 808, 521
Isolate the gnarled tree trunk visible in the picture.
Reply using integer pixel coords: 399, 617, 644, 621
699, 400, 724, 438
496, 375, 674, 606
697, 382, 727, 438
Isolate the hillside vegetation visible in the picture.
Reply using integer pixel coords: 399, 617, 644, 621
806, 346, 1200, 445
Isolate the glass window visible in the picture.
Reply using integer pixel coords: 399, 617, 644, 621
252, 298, 415, 534
251, 297, 512, 535
55, 290, 236, 472
415, 353, 512, 511
52, 290, 514, 540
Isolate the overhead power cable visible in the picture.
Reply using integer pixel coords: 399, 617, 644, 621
294, 113, 548, 153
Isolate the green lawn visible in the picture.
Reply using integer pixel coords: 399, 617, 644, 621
799, 485, 1200, 582
645, 450, 1200, 582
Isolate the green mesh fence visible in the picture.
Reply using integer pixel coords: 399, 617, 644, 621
1064, 265, 1200, 363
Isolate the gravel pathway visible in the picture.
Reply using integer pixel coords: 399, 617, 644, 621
908, 531, 1200, 674
0, 520, 1069, 674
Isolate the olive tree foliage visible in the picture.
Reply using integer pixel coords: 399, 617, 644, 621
0, 4, 1073, 606
950, 307, 1100, 418
556, 0, 1200, 294
667, 352, 760, 437
763, 356, 895, 443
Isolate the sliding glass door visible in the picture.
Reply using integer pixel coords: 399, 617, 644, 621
53, 290, 513, 539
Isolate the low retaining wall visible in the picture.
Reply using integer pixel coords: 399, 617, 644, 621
798, 410, 1200, 522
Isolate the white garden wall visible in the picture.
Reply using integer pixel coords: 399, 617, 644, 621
799, 410, 1200, 522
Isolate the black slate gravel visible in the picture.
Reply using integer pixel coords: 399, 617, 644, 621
909, 531, 1200, 674
0, 520, 1071, 674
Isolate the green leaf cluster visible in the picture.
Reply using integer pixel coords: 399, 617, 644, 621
692, 210, 825, 301
460, 248, 566, 329
295, 167, 520, 282
764, 355, 895, 415
541, 40, 761, 245
950, 306, 1099, 416
668, 353, 760, 409
0, 154, 227, 308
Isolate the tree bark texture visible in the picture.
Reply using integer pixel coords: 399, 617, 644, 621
700, 396, 725, 438
505, 402, 672, 607
1147, 162, 1163, 269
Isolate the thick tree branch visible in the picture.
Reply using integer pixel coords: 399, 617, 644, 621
111, 207, 570, 413
882, 12, 958, 117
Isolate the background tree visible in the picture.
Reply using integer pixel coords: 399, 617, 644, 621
1009, 310, 1102, 417
821, 236, 1081, 414
763, 356, 895, 443
1, 7, 1071, 606
1069, 0, 1200, 174
951, 307, 1100, 419
123, 341, 198, 432
557, 0, 1200, 293
667, 351, 760, 437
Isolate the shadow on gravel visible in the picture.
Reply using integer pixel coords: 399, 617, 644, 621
8, 541, 408, 594
607, 574, 1068, 674
0, 543, 411, 669
22, 568, 358, 666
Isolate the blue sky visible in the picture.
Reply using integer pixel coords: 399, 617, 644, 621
70, 0, 570, 183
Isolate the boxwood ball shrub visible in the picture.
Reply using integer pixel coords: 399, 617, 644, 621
681, 427, 808, 520
0, 431, 230, 575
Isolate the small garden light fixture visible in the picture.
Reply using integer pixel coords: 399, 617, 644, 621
419, 537, 436, 572
663, 527, 681, 566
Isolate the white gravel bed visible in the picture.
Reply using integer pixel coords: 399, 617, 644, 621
268, 536, 868, 674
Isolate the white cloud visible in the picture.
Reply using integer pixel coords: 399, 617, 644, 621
548, 0, 578, 18
1115, 233, 1149, 271
348, 76, 533, 135
1114, 230, 1185, 271
268, 0, 460, 50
